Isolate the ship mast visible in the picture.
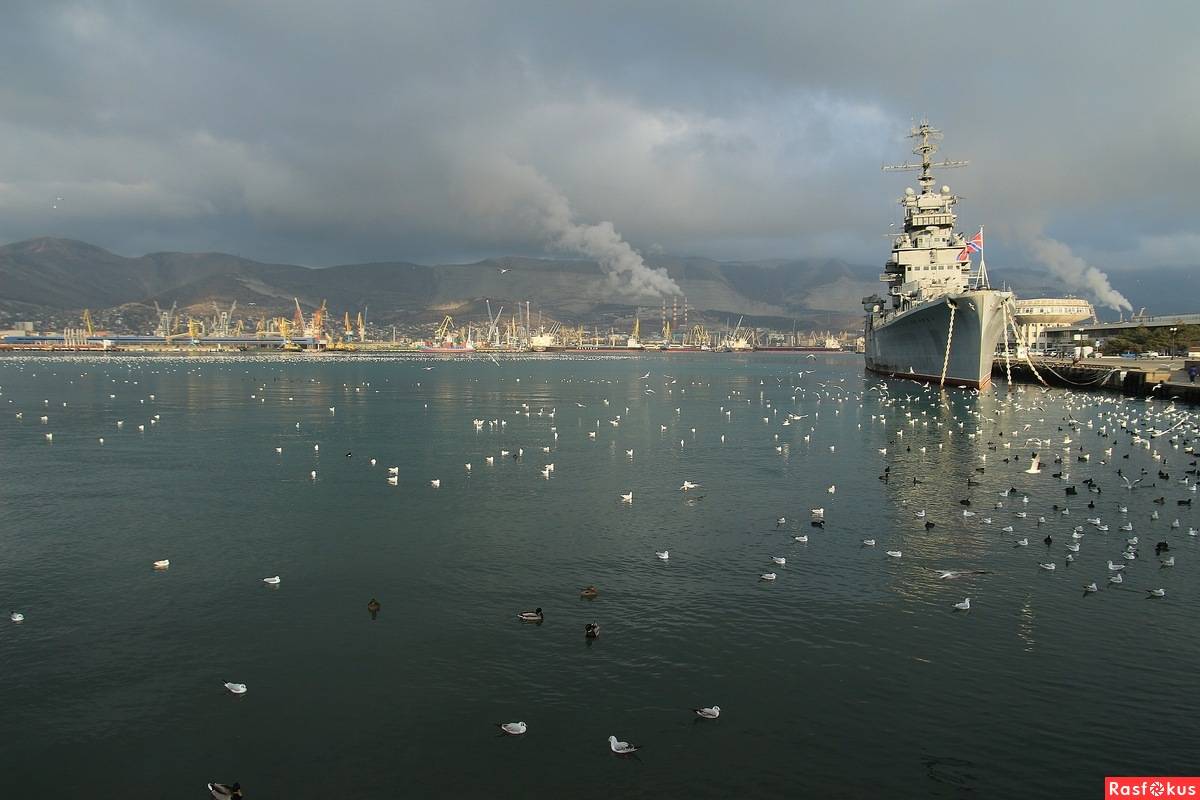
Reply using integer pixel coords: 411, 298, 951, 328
882, 120, 968, 194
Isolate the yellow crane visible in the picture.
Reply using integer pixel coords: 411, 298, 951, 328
344, 312, 353, 337
81, 309, 95, 336
435, 315, 455, 342
357, 311, 366, 342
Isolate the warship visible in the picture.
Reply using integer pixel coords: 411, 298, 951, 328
862, 122, 1013, 388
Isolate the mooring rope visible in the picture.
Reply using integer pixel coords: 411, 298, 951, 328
1001, 299, 1013, 388
940, 301, 956, 388
1009, 316, 1050, 387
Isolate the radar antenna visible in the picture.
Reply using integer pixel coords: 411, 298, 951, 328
882, 120, 968, 193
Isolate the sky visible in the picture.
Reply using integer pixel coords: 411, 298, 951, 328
1, 1, 1198, 309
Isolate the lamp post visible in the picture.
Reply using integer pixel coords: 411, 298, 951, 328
1169, 327, 1178, 357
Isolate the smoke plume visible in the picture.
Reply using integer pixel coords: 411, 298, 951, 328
461, 157, 680, 298
1025, 236, 1132, 313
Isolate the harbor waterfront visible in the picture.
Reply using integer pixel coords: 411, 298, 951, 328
1, 353, 1198, 798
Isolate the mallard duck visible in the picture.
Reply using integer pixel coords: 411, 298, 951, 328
367, 598, 381, 614
579, 586, 598, 599
517, 608, 543, 622
585, 622, 600, 639
208, 782, 243, 798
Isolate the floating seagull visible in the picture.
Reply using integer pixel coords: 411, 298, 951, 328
760, 572, 777, 581
680, 480, 699, 491
608, 735, 640, 755
153, 559, 170, 569
224, 682, 247, 695
953, 598, 971, 611
497, 721, 527, 735
1038, 562, 1056, 571
885, 550, 902, 558
387, 475, 398, 485
1107, 561, 1125, 572
517, 608, 544, 622
207, 782, 243, 799
656, 550, 670, 560
693, 706, 720, 719
771, 556, 786, 565
1013, 538, 1028, 547
262, 576, 280, 585
620, 492, 633, 503
10, 611, 25, 623
794, 535, 809, 543
1161, 556, 1175, 567
861, 539, 876, 546
430, 479, 440, 488
1146, 588, 1166, 598
1109, 573, 1124, 584
1083, 582, 1098, 594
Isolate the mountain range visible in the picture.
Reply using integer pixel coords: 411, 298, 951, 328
0, 237, 1186, 335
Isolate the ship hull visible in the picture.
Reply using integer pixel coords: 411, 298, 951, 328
864, 290, 1011, 388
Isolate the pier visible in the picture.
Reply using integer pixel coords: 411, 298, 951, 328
996, 355, 1200, 403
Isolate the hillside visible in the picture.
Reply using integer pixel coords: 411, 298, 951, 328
0, 238, 875, 333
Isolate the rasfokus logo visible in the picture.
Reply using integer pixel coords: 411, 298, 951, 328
1107, 778, 1200, 798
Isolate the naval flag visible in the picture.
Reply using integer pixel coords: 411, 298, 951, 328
956, 228, 984, 261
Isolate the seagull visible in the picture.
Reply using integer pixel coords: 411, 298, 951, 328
153, 559, 170, 569
1109, 573, 1124, 584
620, 492, 633, 503
275, 447, 283, 454
760, 572, 777, 580
497, 721, 527, 735
1160, 556, 1175, 567
862, 539, 876, 546
1083, 582, 1098, 593
262, 576, 281, 585
1147, 588, 1166, 598
608, 735, 640, 755
794, 535, 809, 542
207, 783, 243, 799
953, 598, 971, 611
886, 550, 902, 558
1107, 561, 1125, 572
680, 481, 699, 491
771, 556, 786, 565
224, 682, 247, 695
498, 267, 510, 274
1038, 562, 1056, 571
693, 706, 720, 719
656, 550, 669, 560
10, 611, 25, 623
430, 479, 440, 488
388, 466, 400, 475
1013, 538, 1028, 547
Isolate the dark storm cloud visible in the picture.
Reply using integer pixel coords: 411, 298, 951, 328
1, 1, 1196, 305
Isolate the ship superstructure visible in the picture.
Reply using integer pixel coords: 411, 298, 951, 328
862, 122, 1013, 388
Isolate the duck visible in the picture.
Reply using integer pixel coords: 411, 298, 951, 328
579, 586, 599, 599
497, 721, 527, 735
208, 782, 243, 799
224, 682, 247, 695
517, 608, 544, 622
585, 622, 601, 639
693, 705, 720, 719
367, 598, 381, 616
